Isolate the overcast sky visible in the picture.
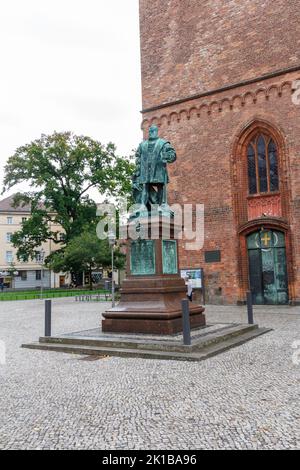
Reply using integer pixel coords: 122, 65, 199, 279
0, 0, 141, 201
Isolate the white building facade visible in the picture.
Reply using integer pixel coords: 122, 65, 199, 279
0, 195, 68, 290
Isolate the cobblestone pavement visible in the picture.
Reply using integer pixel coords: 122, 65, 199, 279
0, 299, 299, 450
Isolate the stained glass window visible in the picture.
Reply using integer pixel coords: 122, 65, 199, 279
247, 144, 257, 194
258, 136, 267, 193
247, 134, 279, 195
268, 139, 279, 191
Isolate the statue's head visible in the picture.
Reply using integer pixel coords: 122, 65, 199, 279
148, 125, 159, 140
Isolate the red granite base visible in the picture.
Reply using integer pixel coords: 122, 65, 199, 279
102, 310, 206, 335
102, 276, 206, 335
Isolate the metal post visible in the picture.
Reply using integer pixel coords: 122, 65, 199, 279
45, 299, 52, 337
181, 299, 191, 346
202, 270, 206, 305
247, 291, 254, 324
111, 247, 115, 308
39, 249, 45, 300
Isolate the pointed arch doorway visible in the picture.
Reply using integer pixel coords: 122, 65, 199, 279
247, 230, 289, 305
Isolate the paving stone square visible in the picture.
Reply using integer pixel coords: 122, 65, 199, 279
0, 299, 299, 450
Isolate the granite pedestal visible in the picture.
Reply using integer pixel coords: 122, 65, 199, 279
102, 216, 206, 335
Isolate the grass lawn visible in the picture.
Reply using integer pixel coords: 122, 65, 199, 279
0, 288, 110, 301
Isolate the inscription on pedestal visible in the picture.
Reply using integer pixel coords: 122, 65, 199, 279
162, 240, 178, 274
130, 240, 156, 275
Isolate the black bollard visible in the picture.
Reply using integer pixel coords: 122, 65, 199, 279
246, 291, 254, 325
181, 299, 191, 346
45, 299, 52, 337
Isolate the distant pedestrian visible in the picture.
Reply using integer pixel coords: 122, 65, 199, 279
185, 275, 193, 302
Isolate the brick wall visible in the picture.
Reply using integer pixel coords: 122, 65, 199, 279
140, 0, 300, 109
139, 0, 300, 303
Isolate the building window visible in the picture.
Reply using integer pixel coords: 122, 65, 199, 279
6, 251, 13, 263
247, 134, 279, 195
22, 217, 27, 223
36, 270, 41, 281
6, 233, 12, 243
7, 217, 13, 225
21, 271, 27, 281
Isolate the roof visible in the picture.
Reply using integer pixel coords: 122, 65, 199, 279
0, 194, 37, 213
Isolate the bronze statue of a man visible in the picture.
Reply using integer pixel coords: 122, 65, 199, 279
133, 125, 176, 211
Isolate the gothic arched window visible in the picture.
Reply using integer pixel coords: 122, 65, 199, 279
247, 134, 279, 195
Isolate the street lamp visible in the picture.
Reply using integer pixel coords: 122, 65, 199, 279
39, 249, 46, 300
107, 231, 116, 308
91, 257, 95, 291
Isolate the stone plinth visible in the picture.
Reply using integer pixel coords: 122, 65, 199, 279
102, 216, 205, 335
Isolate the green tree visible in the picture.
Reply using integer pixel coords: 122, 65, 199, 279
48, 230, 125, 291
2, 131, 134, 262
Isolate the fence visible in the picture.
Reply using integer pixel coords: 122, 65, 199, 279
0, 289, 114, 302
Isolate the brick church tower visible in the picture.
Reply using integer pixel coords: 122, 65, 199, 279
139, 0, 300, 305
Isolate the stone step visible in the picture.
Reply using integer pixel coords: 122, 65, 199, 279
38, 324, 258, 353
22, 327, 272, 362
